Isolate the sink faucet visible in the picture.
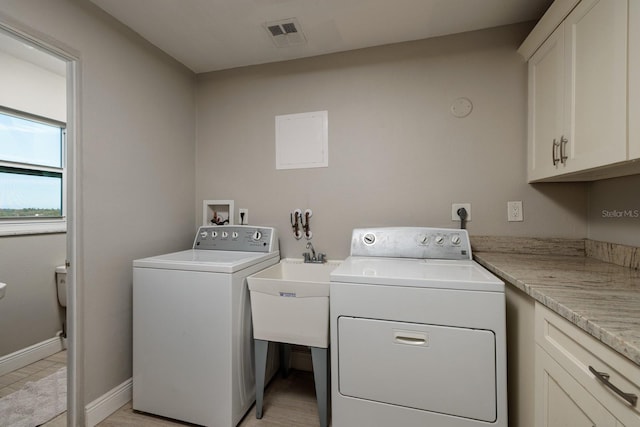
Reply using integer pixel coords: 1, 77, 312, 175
303, 242, 326, 263
306, 242, 316, 259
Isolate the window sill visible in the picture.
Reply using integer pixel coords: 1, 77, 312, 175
0, 220, 66, 236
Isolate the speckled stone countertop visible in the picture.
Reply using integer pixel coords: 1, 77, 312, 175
472, 238, 640, 366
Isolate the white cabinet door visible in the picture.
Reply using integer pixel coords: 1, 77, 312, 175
527, 0, 629, 182
528, 24, 566, 181
536, 346, 617, 427
629, 0, 640, 160
563, 0, 628, 172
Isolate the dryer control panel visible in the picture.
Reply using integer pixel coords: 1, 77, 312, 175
193, 225, 278, 253
350, 227, 471, 260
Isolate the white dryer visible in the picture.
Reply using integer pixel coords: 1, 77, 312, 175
330, 227, 507, 426
133, 225, 279, 427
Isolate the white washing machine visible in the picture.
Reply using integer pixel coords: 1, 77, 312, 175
330, 227, 507, 427
133, 225, 279, 427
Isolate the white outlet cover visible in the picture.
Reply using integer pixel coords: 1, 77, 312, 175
451, 203, 471, 221
507, 201, 523, 222
239, 208, 249, 225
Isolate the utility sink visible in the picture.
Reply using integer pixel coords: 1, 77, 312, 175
247, 259, 341, 348
0, 282, 6, 300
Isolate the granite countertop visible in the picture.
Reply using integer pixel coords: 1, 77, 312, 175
473, 249, 640, 366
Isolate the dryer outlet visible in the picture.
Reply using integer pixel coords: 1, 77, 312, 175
451, 203, 471, 222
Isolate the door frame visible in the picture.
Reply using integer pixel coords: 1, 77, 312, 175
0, 14, 84, 426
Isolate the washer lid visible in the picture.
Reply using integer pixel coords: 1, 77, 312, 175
330, 256, 503, 292
133, 249, 280, 273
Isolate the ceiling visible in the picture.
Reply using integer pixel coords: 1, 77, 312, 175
89, 0, 552, 74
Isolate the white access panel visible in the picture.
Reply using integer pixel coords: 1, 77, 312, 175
275, 110, 328, 170
338, 317, 497, 422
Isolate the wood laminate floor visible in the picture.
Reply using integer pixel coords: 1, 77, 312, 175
45, 369, 323, 426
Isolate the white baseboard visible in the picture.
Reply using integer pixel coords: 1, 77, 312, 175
85, 377, 132, 427
0, 333, 64, 376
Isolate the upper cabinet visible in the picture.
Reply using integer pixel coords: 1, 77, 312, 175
521, 0, 640, 182
630, 1, 640, 160
527, 23, 567, 180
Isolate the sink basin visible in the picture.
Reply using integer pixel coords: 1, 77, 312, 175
0, 282, 6, 299
247, 259, 341, 348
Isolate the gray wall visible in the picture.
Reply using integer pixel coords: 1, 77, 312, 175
0, 0, 197, 403
0, 234, 66, 356
196, 23, 588, 260
588, 174, 640, 247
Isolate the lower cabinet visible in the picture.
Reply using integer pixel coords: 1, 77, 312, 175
536, 347, 617, 426
534, 304, 640, 427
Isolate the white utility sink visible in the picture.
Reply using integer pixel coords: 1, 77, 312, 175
247, 259, 341, 348
0, 282, 6, 300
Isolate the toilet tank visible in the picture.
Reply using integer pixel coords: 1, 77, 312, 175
55, 265, 67, 307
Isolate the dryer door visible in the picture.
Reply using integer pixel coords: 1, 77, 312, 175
337, 316, 497, 422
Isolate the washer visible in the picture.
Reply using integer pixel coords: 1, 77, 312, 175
330, 227, 507, 427
133, 225, 279, 427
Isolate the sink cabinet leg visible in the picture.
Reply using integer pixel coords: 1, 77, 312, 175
280, 343, 291, 378
254, 339, 269, 419
311, 346, 329, 427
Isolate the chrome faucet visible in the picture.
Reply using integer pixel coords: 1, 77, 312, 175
303, 242, 326, 263
306, 242, 316, 259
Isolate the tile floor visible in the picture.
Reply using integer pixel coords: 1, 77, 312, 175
0, 350, 66, 399
0, 350, 67, 426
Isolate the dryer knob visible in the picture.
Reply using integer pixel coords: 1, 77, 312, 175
435, 235, 445, 245
222, 231, 229, 239
451, 234, 461, 245
211, 231, 218, 238
232, 231, 239, 239
200, 231, 208, 238
252, 231, 262, 241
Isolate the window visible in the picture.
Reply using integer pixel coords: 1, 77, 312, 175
0, 107, 66, 234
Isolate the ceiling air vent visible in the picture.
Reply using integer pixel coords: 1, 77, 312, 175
264, 18, 306, 48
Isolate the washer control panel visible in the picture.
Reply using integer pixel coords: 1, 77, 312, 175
351, 227, 471, 260
193, 225, 278, 253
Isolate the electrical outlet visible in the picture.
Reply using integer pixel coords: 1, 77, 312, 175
507, 201, 523, 222
239, 208, 248, 225
451, 203, 471, 222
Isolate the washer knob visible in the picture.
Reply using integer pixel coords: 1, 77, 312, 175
418, 235, 429, 245
200, 231, 208, 238
451, 234, 461, 245
211, 231, 218, 238
435, 235, 445, 245
222, 231, 229, 239
252, 231, 262, 241
232, 231, 239, 239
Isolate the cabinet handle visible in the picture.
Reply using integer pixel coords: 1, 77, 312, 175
589, 365, 638, 406
560, 136, 568, 164
552, 138, 560, 165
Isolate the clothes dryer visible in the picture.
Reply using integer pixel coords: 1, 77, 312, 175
330, 227, 507, 426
